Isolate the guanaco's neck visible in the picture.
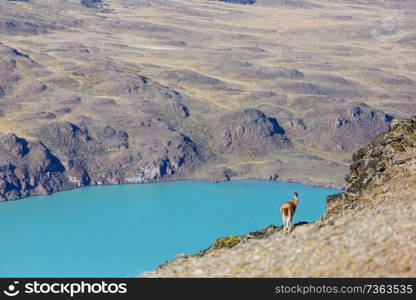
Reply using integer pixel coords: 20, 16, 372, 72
292, 194, 299, 206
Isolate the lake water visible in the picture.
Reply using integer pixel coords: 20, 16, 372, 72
0, 179, 339, 277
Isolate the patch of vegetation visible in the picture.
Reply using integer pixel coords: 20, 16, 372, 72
374, 189, 385, 196
212, 236, 240, 249
389, 141, 406, 152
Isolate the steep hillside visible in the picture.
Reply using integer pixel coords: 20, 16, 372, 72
142, 117, 416, 277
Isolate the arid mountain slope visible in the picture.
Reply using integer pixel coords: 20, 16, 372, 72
1, 0, 416, 200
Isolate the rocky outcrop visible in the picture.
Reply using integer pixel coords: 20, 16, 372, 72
205, 167, 237, 183
170, 102, 189, 119
308, 103, 392, 153
326, 116, 416, 211
0, 117, 202, 200
0, 134, 72, 200
212, 109, 291, 155
41, 122, 98, 157
97, 126, 129, 152
0, 43, 34, 96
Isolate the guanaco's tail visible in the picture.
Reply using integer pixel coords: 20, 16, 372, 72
280, 207, 289, 217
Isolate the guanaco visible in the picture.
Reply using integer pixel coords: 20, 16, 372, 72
280, 191, 299, 234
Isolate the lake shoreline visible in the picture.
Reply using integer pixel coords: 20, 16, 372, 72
0, 174, 343, 203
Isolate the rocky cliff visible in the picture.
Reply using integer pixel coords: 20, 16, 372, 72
141, 117, 416, 277
0, 119, 201, 201
211, 108, 291, 155
327, 116, 416, 212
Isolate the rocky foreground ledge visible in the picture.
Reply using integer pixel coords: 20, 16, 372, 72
141, 117, 416, 277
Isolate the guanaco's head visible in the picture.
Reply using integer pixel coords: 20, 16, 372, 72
293, 191, 299, 204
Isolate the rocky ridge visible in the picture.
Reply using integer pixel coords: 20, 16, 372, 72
327, 116, 416, 212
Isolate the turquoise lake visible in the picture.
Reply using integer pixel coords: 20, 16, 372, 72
0, 179, 339, 277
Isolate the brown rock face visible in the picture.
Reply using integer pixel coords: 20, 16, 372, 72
326, 116, 416, 211
41, 121, 98, 156
212, 108, 292, 155
0, 134, 71, 201
0, 117, 202, 201
309, 103, 392, 153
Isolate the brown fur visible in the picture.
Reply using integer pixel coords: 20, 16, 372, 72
280, 192, 299, 234
280, 202, 296, 217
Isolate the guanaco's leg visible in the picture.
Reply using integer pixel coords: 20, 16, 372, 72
288, 215, 294, 232
287, 213, 292, 233
281, 215, 286, 231
282, 216, 287, 234
285, 215, 291, 234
